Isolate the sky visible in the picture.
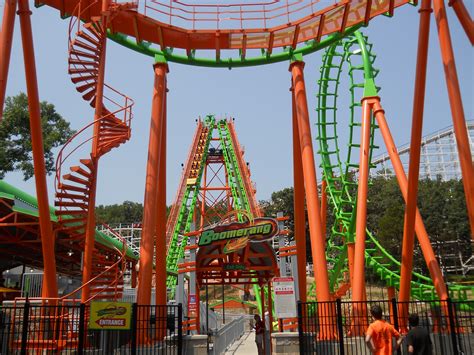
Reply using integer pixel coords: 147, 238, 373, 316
3, 0, 473, 207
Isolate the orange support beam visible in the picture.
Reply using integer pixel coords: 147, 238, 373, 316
155, 78, 168, 308
399, 0, 432, 313
0, 0, 17, 121
352, 98, 372, 305
17, 0, 58, 298
292, 85, 307, 302
82, 16, 109, 302
449, 0, 474, 45
137, 62, 167, 306
433, 0, 474, 238
373, 101, 448, 301
290, 60, 331, 304
351, 97, 372, 335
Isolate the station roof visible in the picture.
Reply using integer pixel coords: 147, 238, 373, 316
0, 180, 137, 274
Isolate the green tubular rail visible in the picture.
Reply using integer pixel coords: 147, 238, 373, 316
166, 116, 215, 293
0, 180, 137, 260
217, 121, 267, 314
107, 25, 362, 69
314, 31, 472, 303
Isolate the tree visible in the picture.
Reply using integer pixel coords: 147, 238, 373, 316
96, 201, 144, 224
0, 93, 75, 180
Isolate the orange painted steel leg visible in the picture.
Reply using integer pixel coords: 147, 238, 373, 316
434, 0, 474, 238
137, 63, 167, 306
373, 102, 448, 301
321, 179, 327, 236
399, 0, 432, 329
347, 242, 355, 289
449, 0, 474, 45
0, 0, 17, 121
155, 76, 167, 339
387, 286, 396, 325
17, 0, 58, 298
81, 19, 109, 302
291, 61, 334, 340
290, 61, 331, 303
292, 85, 307, 302
82, 164, 98, 302
351, 97, 372, 335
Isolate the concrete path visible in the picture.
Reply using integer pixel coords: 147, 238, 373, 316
225, 331, 258, 355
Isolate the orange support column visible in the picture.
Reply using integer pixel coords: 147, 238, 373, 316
0, 0, 17, 121
373, 102, 448, 301
350, 98, 373, 335
352, 98, 372, 306
433, 0, 474, 238
81, 14, 109, 302
291, 85, 307, 302
449, 0, 474, 45
155, 77, 168, 308
137, 62, 167, 306
290, 60, 331, 304
17, 0, 58, 298
399, 0, 432, 322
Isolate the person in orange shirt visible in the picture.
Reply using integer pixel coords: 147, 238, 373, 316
365, 305, 403, 354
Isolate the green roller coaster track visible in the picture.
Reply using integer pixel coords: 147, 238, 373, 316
164, 116, 272, 314
313, 30, 473, 303
163, 31, 472, 313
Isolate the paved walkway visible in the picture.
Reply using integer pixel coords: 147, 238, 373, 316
225, 331, 257, 355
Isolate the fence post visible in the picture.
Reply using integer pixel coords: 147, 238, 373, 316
447, 298, 459, 355
131, 303, 137, 355
297, 301, 304, 354
391, 298, 401, 355
178, 303, 183, 355
77, 303, 86, 355
20, 300, 30, 355
336, 299, 345, 355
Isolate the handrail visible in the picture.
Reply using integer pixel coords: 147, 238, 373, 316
54, 100, 133, 196
59, 222, 128, 302
146, 0, 317, 29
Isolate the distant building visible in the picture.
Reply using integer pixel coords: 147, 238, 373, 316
372, 121, 474, 181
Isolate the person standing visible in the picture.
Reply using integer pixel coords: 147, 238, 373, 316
406, 313, 432, 354
253, 314, 265, 355
365, 305, 403, 354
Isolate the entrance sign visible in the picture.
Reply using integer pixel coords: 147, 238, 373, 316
273, 277, 297, 318
198, 217, 279, 253
89, 301, 132, 330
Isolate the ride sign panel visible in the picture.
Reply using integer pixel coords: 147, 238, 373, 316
89, 301, 132, 330
188, 294, 198, 317
273, 277, 297, 318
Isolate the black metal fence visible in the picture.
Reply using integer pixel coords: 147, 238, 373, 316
298, 299, 474, 355
0, 302, 183, 354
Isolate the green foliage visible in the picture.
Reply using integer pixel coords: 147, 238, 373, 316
96, 201, 144, 224
261, 177, 471, 270
95, 201, 171, 224
0, 93, 75, 180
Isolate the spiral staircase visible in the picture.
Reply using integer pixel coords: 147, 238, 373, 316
54, 3, 135, 302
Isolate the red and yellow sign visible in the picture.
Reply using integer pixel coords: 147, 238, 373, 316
89, 301, 132, 330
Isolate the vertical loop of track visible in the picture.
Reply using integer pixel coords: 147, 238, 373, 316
314, 30, 471, 302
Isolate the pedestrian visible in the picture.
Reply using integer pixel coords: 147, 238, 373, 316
366, 305, 403, 354
406, 313, 432, 355
253, 314, 265, 355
